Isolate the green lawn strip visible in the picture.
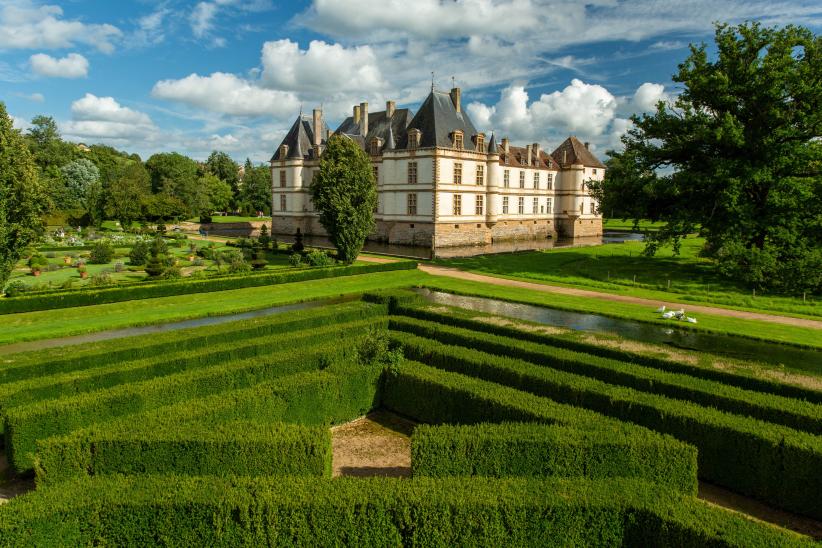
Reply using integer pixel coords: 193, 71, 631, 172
419, 276, 822, 349
0, 475, 810, 547
393, 338, 822, 519
35, 362, 384, 485
0, 301, 380, 381
0, 315, 385, 430
412, 422, 697, 495
391, 318, 822, 432
433, 238, 819, 319
0, 269, 427, 346
4, 320, 376, 472
603, 219, 668, 231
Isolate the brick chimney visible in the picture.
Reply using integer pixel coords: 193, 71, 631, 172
360, 101, 369, 136
386, 100, 396, 118
353, 105, 361, 124
532, 143, 540, 165
312, 108, 322, 147
526, 144, 532, 166
502, 137, 509, 155
450, 87, 461, 113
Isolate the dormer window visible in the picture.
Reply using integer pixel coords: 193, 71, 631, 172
475, 133, 485, 153
370, 138, 382, 156
453, 131, 464, 150
279, 144, 288, 159
408, 129, 421, 150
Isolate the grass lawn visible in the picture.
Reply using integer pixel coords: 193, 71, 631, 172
602, 219, 668, 232
420, 276, 822, 350
435, 237, 820, 319
0, 270, 428, 346
190, 216, 271, 224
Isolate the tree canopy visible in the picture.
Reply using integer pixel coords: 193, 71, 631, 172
591, 23, 822, 293
239, 159, 271, 215
311, 135, 377, 263
0, 103, 46, 289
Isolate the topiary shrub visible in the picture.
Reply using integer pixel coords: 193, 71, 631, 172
129, 241, 150, 265
288, 253, 303, 267
258, 224, 271, 249
88, 241, 114, 265
89, 271, 114, 287
144, 255, 165, 279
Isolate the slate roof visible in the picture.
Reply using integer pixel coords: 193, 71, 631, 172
551, 136, 606, 169
500, 146, 559, 170
397, 90, 479, 149
335, 108, 413, 153
270, 114, 331, 161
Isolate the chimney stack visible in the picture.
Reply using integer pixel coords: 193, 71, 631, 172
562, 150, 567, 165
353, 105, 361, 124
360, 101, 369, 137
502, 137, 509, 155
526, 144, 532, 166
312, 108, 322, 147
532, 143, 540, 164
584, 141, 590, 150
450, 87, 461, 113
386, 100, 396, 118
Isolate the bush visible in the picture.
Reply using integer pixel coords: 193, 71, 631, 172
26, 254, 48, 271
288, 253, 303, 267
258, 224, 271, 249
223, 250, 250, 274
88, 271, 113, 287
4, 280, 29, 297
149, 236, 168, 257
356, 327, 403, 367
143, 255, 165, 278
114, 262, 125, 273
88, 241, 114, 264
128, 241, 150, 265
306, 249, 334, 267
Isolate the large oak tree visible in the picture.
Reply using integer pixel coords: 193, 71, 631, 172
592, 23, 822, 293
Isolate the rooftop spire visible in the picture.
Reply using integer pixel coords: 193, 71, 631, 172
386, 124, 396, 150
487, 132, 497, 153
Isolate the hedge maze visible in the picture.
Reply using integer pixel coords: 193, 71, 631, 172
0, 292, 818, 545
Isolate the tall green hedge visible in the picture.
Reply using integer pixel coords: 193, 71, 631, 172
5, 320, 379, 472
0, 260, 416, 314
393, 333, 822, 520
390, 316, 822, 434
412, 422, 698, 495
35, 361, 385, 484
0, 300, 382, 385
392, 304, 822, 404
36, 421, 331, 485
0, 476, 811, 547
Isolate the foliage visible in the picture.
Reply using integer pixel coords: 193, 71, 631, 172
106, 163, 150, 229
311, 135, 377, 262
89, 271, 114, 287
145, 152, 204, 216
205, 151, 239, 203
355, 326, 403, 367
0, 103, 47, 289
288, 253, 302, 267
238, 160, 272, 215
305, 249, 333, 267
128, 240, 150, 265
292, 229, 304, 252
200, 172, 233, 214
258, 223, 271, 249
223, 249, 250, 273
591, 23, 822, 293
27, 253, 48, 270
4, 280, 29, 297
60, 159, 100, 210
88, 241, 115, 264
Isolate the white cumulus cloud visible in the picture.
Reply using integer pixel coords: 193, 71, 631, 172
64, 94, 156, 141
152, 72, 300, 117
30, 53, 89, 78
631, 82, 669, 113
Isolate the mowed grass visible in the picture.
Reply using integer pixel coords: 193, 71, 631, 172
435, 237, 820, 319
603, 219, 668, 232
421, 276, 822, 350
0, 270, 428, 346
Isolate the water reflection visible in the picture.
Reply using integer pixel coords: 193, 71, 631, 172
414, 288, 822, 372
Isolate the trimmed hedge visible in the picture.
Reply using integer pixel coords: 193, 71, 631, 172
0, 300, 382, 386
390, 316, 822, 434
361, 288, 424, 311
36, 421, 331, 485
35, 360, 384, 485
5, 320, 379, 472
412, 422, 698, 495
0, 313, 387, 424
0, 475, 812, 547
393, 304, 822, 404
0, 260, 417, 314
394, 333, 822, 519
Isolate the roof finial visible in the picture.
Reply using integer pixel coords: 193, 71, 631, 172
431, 71, 435, 92
451, 76, 455, 89
299, 103, 303, 116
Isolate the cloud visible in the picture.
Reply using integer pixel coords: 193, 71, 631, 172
63, 93, 157, 141
10, 114, 28, 131
15, 92, 45, 102
190, 2, 218, 38
261, 39, 386, 93
0, 1, 121, 53
152, 72, 300, 117
631, 82, 669, 113
29, 53, 88, 78
130, 7, 169, 47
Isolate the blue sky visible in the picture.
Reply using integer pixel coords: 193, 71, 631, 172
2, 0, 821, 163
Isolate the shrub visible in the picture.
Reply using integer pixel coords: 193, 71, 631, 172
258, 224, 271, 249
128, 241, 150, 265
114, 262, 125, 273
288, 253, 303, 267
88, 241, 114, 264
4, 280, 29, 297
149, 236, 168, 257
26, 254, 48, 271
306, 249, 333, 267
223, 250, 250, 274
356, 327, 403, 367
160, 265, 181, 279
89, 271, 113, 287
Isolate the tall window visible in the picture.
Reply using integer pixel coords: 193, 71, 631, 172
370, 139, 381, 156
454, 132, 464, 150
408, 129, 420, 150
476, 165, 484, 185
503, 170, 510, 188
533, 197, 539, 214
590, 202, 596, 214
519, 171, 525, 188
546, 173, 553, 190
546, 197, 552, 212
518, 197, 524, 214
476, 134, 485, 152
533, 172, 539, 189
453, 194, 462, 216
454, 163, 463, 184
407, 193, 417, 215
373, 165, 379, 183
279, 194, 286, 212
476, 195, 484, 215
407, 162, 418, 184
279, 171, 286, 188
502, 196, 509, 214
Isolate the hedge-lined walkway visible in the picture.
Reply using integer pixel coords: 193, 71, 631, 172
417, 264, 822, 330
331, 411, 414, 478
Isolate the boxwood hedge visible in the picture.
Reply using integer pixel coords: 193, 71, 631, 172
412, 422, 698, 495
0, 475, 811, 547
